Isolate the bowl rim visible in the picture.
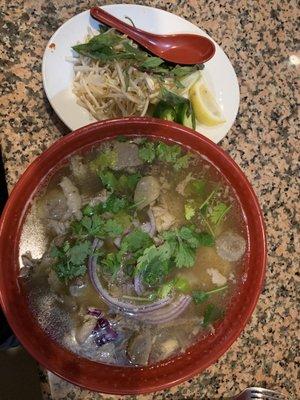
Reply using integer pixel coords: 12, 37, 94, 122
0, 117, 266, 394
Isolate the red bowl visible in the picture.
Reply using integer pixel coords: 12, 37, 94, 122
0, 118, 266, 394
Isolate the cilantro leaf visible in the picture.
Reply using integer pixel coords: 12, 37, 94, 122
192, 179, 206, 195
138, 142, 156, 163
72, 215, 104, 238
136, 244, 171, 286
99, 171, 118, 191
118, 173, 141, 192
102, 252, 121, 276
101, 194, 129, 213
203, 304, 224, 326
156, 142, 182, 163
175, 241, 196, 267
185, 203, 195, 220
90, 149, 117, 173
174, 154, 191, 171
104, 219, 123, 237
161, 226, 213, 269
178, 226, 201, 248
121, 229, 152, 254
210, 203, 232, 225
198, 232, 215, 246
50, 240, 91, 282
69, 241, 91, 265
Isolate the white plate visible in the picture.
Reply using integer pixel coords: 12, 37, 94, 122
42, 4, 239, 143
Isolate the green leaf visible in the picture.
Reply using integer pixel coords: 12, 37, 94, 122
185, 203, 195, 221
102, 252, 121, 276
90, 149, 117, 173
50, 245, 62, 259
141, 57, 165, 69
102, 194, 128, 213
51, 240, 91, 282
118, 173, 141, 192
197, 232, 215, 247
99, 171, 118, 191
138, 142, 156, 163
121, 229, 152, 254
69, 241, 91, 265
192, 179, 206, 195
175, 241, 196, 268
203, 304, 224, 326
157, 280, 174, 298
113, 212, 132, 230
178, 226, 200, 248
173, 276, 190, 293
156, 142, 182, 163
104, 219, 123, 237
210, 203, 232, 225
136, 244, 171, 286
174, 154, 191, 171
192, 291, 209, 304
171, 65, 199, 77
82, 204, 95, 216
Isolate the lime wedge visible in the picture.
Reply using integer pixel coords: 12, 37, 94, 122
189, 79, 225, 126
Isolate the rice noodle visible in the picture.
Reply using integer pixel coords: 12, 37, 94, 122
72, 32, 177, 120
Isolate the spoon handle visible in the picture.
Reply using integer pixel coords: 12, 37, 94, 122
90, 7, 156, 47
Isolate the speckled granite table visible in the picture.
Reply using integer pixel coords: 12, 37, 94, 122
1, 0, 299, 399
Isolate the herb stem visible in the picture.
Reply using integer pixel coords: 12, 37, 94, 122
199, 189, 217, 211
200, 214, 215, 237
206, 285, 228, 295
216, 204, 232, 226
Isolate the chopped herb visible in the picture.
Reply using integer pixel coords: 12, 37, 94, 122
192, 179, 206, 195
135, 244, 171, 286
174, 154, 191, 171
101, 194, 129, 213
138, 142, 156, 163
118, 173, 141, 192
72, 214, 104, 238
50, 240, 91, 282
90, 149, 117, 173
185, 203, 195, 220
157, 280, 174, 298
104, 219, 122, 237
121, 229, 152, 255
82, 204, 95, 216
141, 57, 165, 69
101, 252, 122, 277
210, 203, 232, 225
199, 189, 218, 211
197, 231, 215, 246
99, 170, 118, 191
192, 285, 228, 304
203, 304, 224, 326
72, 214, 124, 239
156, 142, 182, 164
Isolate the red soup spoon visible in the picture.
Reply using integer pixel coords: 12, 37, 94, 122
90, 7, 215, 65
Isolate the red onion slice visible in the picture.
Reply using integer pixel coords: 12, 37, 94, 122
134, 273, 145, 296
139, 295, 192, 324
147, 208, 156, 237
